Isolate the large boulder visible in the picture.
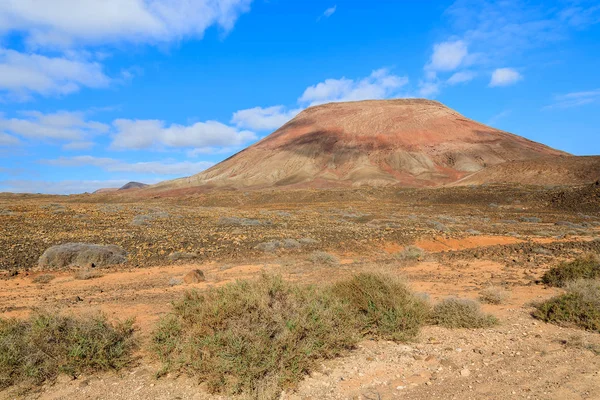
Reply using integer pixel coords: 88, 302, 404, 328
38, 243, 127, 270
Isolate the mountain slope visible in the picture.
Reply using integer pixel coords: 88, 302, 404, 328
452, 156, 600, 186
156, 99, 567, 190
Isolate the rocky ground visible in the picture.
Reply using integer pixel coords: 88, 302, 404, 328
0, 184, 599, 399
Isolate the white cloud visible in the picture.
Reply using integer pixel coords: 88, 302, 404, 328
0, 110, 109, 141
62, 141, 95, 150
559, 4, 600, 28
299, 68, 409, 106
426, 40, 468, 72
0, 48, 111, 98
231, 106, 301, 131
43, 155, 214, 176
0, 0, 253, 48
545, 89, 600, 109
418, 81, 441, 98
0, 133, 21, 146
0, 178, 164, 195
447, 70, 475, 85
111, 119, 256, 150
489, 68, 522, 87
319, 5, 337, 20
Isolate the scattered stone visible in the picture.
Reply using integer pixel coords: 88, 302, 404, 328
460, 368, 471, 377
183, 269, 206, 284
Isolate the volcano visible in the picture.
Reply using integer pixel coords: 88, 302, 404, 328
155, 99, 569, 190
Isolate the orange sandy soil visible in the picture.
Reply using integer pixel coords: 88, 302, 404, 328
2, 235, 600, 399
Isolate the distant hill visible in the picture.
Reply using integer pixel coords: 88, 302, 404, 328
93, 182, 148, 194
118, 182, 148, 191
153, 99, 567, 191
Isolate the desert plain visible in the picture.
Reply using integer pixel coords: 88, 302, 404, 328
1, 182, 599, 400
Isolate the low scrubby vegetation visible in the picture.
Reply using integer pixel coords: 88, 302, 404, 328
431, 298, 498, 328
331, 273, 430, 341
152, 272, 499, 398
533, 279, 600, 333
541, 254, 600, 287
152, 274, 358, 398
0, 313, 135, 389
153, 273, 434, 398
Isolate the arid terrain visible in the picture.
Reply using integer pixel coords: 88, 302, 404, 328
1, 182, 599, 399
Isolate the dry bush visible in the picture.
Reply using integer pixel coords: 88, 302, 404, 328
532, 247, 552, 256
521, 216, 542, 223
38, 243, 126, 270
432, 298, 498, 328
131, 215, 154, 226
0, 313, 135, 389
394, 246, 425, 262
308, 251, 339, 266
31, 274, 55, 284
561, 333, 600, 355
541, 254, 600, 287
167, 252, 198, 262
152, 274, 357, 398
479, 286, 510, 305
255, 239, 302, 253
298, 237, 318, 245
218, 217, 268, 227
331, 273, 430, 342
533, 279, 600, 332
429, 220, 448, 232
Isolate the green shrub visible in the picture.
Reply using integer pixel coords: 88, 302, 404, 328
541, 254, 600, 287
152, 274, 357, 398
332, 273, 429, 341
0, 313, 135, 389
533, 279, 600, 332
432, 298, 498, 328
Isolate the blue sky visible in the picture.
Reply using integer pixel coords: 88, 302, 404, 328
0, 0, 599, 194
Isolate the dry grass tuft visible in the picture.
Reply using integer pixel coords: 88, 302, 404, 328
432, 298, 498, 328
0, 313, 135, 390
394, 246, 425, 262
308, 251, 339, 266
479, 286, 510, 305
